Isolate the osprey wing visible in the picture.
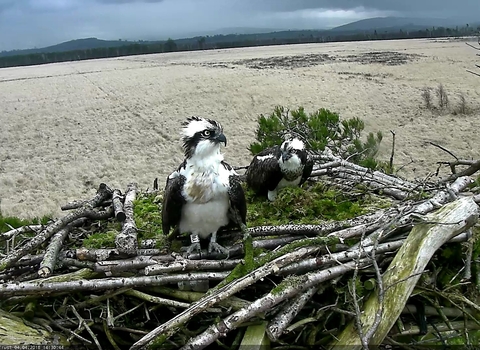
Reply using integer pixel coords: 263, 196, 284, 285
222, 161, 247, 227
161, 163, 187, 238
246, 146, 283, 195
300, 155, 314, 186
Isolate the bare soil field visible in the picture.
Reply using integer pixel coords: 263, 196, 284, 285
1, 38, 479, 219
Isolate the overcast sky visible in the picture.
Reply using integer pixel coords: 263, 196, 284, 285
0, 0, 478, 51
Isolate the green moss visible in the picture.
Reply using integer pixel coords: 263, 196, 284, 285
271, 275, 308, 295
83, 231, 116, 249
246, 182, 371, 227
0, 214, 51, 234
133, 193, 164, 241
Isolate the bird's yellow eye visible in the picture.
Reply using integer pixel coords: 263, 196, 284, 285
202, 130, 211, 137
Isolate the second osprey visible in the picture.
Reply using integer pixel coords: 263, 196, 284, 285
246, 137, 313, 201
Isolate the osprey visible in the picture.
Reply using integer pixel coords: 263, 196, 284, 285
246, 137, 313, 201
162, 116, 247, 256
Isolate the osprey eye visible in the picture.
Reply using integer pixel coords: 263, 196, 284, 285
202, 130, 211, 137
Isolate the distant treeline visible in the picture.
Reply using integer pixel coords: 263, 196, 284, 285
1, 26, 478, 69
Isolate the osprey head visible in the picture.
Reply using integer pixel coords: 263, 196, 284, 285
181, 116, 226, 159
280, 137, 305, 162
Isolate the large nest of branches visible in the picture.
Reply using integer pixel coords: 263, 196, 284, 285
1, 136, 480, 349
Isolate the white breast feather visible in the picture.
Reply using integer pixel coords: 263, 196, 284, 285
279, 154, 302, 172
277, 154, 303, 190
178, 153, 232, 239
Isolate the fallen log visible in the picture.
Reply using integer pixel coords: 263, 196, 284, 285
112, 189, 127, 222
115, 182, 139, 256
0, 271, 230, 297
328, 196, 479, 349
0, 308, 70, 346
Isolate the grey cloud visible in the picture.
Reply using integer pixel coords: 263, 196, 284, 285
232, 0, 479, 15
96, 0, 166, 4
0, 0, 17, 13
0, 0, 478, 51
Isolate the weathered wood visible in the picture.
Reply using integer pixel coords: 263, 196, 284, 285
152, 287, 250, 311
60, 183, 113, 210
328, 196, 479, 349
130, 246, 323, 350
75, 247, 167, 262
266, 286, 319, 341
0, 224, 44, 241
112, 189, 126, 222
94, 256, 161, 275
145, 258, 243, 275
0, 309, 70, 345
0, 271, 229, 297
180, 258, 371, 350
248, 208, 391, 237
38, 225, 72, 278
0, 185, 113, 272
115, 183, 138, 256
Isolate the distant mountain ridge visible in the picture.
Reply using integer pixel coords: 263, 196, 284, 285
331, 16, 469, 32
1, 16, 477, 58
0, 38, 144, 57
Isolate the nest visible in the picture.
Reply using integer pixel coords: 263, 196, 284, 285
1, 151, 479, 349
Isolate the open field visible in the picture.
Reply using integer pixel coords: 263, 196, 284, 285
1, 38, 479, 219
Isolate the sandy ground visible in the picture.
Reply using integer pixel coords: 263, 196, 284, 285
1, 38, 479, 219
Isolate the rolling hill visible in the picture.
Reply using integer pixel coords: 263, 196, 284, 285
1, 17, 476, 58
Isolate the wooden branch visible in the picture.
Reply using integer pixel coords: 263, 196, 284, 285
266, 286, 319, 341
0, 272, 230, 297
145, 258, 243, 275
467, 69, 480, 77
466, 42, 480, 50
124, 289, 191, 309
429, 141, 459, 161
329, 196, 478, 349
130, 246, 322, 350
115, 183, 138, 256
180, 258, 371, 350
112, 189, 126, 222
441, 160, 480, 183
0, 185, 113, 272
248, 208, 391, 237
60, 183, 113, 210
75, 248, 167, 262
279, 239, 404, 275
389, 130, 396, 172
1, 225, 44, 241
311, 153, 418, 191
93, 256, 162, 275
37, 226, 71, 278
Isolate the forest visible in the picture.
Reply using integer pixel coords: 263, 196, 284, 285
0, 24, 478, 69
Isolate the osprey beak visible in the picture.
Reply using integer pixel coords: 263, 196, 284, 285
215, 133, 227, 146
282, 151, 292, 161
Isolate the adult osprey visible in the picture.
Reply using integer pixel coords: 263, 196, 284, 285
162, 116, 247, 256
246, 137, 313, 201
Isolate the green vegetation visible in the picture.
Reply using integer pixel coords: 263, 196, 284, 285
250, 106, 383, 169
82, 192, 166, 249
246, 182, 370, 226
133, 193, 164, 240
83, 231, 117, 249
421, 83, 478, 116
0, 214, 51, 234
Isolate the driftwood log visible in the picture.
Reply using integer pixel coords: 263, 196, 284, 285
115, 182, 139, 255
0, 151, 480, 349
